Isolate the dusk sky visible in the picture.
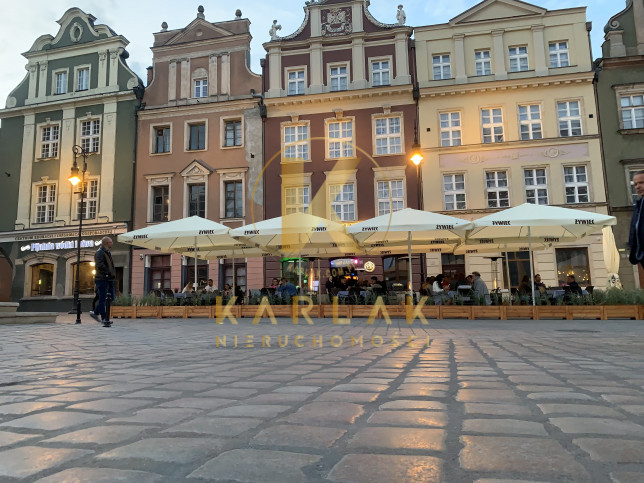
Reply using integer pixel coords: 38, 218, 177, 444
0, 0, 624, 106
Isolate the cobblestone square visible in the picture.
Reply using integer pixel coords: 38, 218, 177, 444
1, 316, 644, 482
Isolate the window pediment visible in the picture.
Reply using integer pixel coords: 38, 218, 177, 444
180, 160, 212, 182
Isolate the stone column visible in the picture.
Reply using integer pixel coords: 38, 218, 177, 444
56, 108, 77, 223
98, 101, 117, 221
310, 42, 323, 94
97, 50, 107, 89
180, 58, 190, 99
267, 47, 281, 98
492, 30, 507, 80
394, 33, 411, 85
531, 25, 548, 76
37, 62, 48, 99
168, 60, 177, 102
209, 54, 218, 97
16, 114, 36, 228
352, 38, 366, 89
453, 33, 467, 83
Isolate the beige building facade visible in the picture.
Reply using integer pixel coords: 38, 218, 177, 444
415, 0, 610, 290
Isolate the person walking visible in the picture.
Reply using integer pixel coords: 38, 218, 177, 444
629, 171, 644, 269
91, 237, 115, 327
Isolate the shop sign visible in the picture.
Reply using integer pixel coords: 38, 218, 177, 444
364, 261, 376, 272
21, 239, 101, 253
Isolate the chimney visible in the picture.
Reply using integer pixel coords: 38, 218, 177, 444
147, 66, 154, 86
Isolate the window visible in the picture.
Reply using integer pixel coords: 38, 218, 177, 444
287, 69, 305, 95
621, 94, 644, 129
518, 104, 542, 140
327, 120, 354, 159
40, 125, 59, 158
71, 262, 95, 294
284, 186, 309, 214
556, 248, 590, 285
188, 184, 205, 218
557, 101, 582, 136
443, 174, 466, 210
502, 251, 532, 289
486, 171, 509, 208
284, 124, 309, 161
549, 41, 570, 68
441, 254, 465, 281
54, 71, 67, 94
224, 120, 242, 147
432, 54, 451, 80
152, 186, 169, 222
481, 108, 504, 143
524, 168, 548, 205
374, 117, 402, 155
154, 127, 171, 154
440, 112, 461, 147
76, 179, 98, 220
383, 256, 409, 287
189, 123, 206, 150
80, 119, 100, 153
330, 183, 356, 221
564, 166, 589, 203
377, 180, 404, 216
35, 184, 56, 223
194, 79, 208, 98
475, 50, 492, 76
330, 65, 348, 91
223, 263, 246, 295
225, 180, 243, 218
371, 60, 390, 86
509, 46, 529, 72
76, 68, 89, 91
30, 263, 54, 296
149, 255, 171, 290
185, 258, 208, 288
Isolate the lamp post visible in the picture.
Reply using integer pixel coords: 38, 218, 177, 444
69, 145, 89, 325
410, 122, 425, 290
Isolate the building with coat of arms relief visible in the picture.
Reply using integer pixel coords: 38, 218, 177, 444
415, 0, 613, 290
261, 0, 422, 288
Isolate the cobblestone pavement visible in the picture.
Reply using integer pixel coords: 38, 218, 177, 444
1, 315, 644, 482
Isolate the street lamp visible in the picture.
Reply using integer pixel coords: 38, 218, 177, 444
410, 122, 425, 288
69, 145, 89, 324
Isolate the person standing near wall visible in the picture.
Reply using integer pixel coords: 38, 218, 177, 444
91, 237, 115, 327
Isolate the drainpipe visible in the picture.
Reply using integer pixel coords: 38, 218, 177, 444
591, 61, 611, 216
130, 84, 146, 295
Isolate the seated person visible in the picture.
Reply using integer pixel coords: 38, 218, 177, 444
277, 277, 297, 297
421, 277, 432, 295
566, 275, 583, 295
203, 279, 216, 293
450, 273, 466, 291
182, 282, 195, 294
534, 274, 547, 294
465, 274, 473, 285
471, 271, 491, 305
270, 278, 279, 290
442, 275, 451, 291
517, 275, 532, 296
222, 283, 232, 296
234, 285, 245, 303
432, 274, 447, 295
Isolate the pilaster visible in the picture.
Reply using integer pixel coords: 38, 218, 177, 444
98, 50, 108, 88
168, 60, 177, 102
531, 25, 547, 76
352, 3, 364, 33
16, 113, 36, 228
108, 50, 119, 87
634, 0, 644, 55
453, 34, 467, 83
56, 108, 77, 223
492, 30, 507, 80
180, 58, 190, 99
220, 53, 230, 97
209, 54, 218, 96
37, 62, 48, 99
310, 42, 323, 94
98, 101, 117, 221
268, 47, 281, 98
352, 38, 366, 89
394, 33, 411, 85
310, 8, 322, 37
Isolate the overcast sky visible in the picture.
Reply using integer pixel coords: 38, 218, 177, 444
0, 0, 620, 105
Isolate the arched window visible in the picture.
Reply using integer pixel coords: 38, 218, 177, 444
71, 261, 95, 295
30, 263, 54, 296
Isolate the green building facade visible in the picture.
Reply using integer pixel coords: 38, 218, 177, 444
0, 8, 142, 311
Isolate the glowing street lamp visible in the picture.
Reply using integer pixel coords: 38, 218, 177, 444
69, 145, 89, 324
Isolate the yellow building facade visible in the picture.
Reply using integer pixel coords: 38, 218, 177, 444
415, 0, 610, 290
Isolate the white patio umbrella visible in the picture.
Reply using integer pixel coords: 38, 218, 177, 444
230, 213, 358, 290
467, 203, 616, 305
347, 208, 473, 301
118, 216, 236, 289
602, 226, 622, 289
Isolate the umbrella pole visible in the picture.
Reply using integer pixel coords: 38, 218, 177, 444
232, 248, 235, 296
528, 227, 536, 306
317, 259, 321, 297
408, 231, 413, 304
298, 256, 302, 294
194, 237, 198, 288
504, 251, 512, 306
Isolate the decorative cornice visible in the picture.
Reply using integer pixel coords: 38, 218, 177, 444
265, 85, 413, 108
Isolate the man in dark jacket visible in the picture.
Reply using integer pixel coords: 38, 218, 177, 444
92, 237, 116, 327
629, 172, 644, 269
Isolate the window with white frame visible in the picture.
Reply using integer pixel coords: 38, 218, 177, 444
76, 67, 89, 91
621, 94, 644, 129
152, 185, 169, 222
371, 60, 390, 86
35, 184, 56, 223
76, 179, 98, 220
283, 124, 309, 161
224, 120, 242, 147
481, 108, 504, 143
284, 186, 310, 214
329, 183, 356, 221
439, 112, 461, 147
40, 125, 59, 159
509, 46, 529, 72
224, 180, 243, 218
188, 122, 206, 150
153, 126, 171, 154
194, 78, 208, 98
377, 180, 404, 216
432, 54, 451, 80
374, 116, 402, 155
518, 104, 542, 140
475, 50, 492, 76
287, 69, 305, 95
557, 101, 582, 136
327, 119, 354, 159
54, 71, 67, 95
443, 174, 466, 210
330, 65, 348, 91
486, 171, 509, 208
549, 41, 570, 68
564, 166, 589, 203
524, 168, 549, 205
80, 119, 100, 152
188, 183, 206, 218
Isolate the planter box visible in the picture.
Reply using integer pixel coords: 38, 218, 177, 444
505, 306, 535, 319
161, 306, 187, 318
472, 306, 503, 319
241, 306, 260, 318
111, 306, 134, 319
186, 306, 213, 318
134, 306, 161, 319
535, 306, 568, 320
266, 306, 292, 318
603, 305, 640, 320
347, 306, 375, 318
440, 306, 472, 319
326, 305, 351, 319
420, 306, 440, 319
568, 306, 603, 320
